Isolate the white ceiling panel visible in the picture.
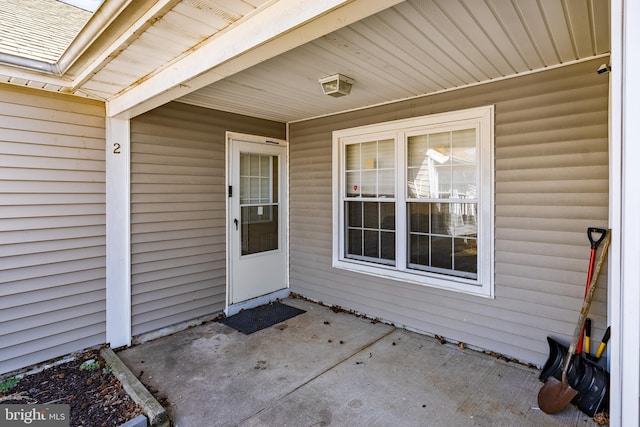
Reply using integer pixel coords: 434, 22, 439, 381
169, 2, 229, 33
514, 0, 561, 65
463, 0, 529, 73
590, 0, 610, 53
176, 0, 610, 122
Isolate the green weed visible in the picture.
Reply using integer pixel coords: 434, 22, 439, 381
0, 377, 20, 393
79, 359, 100, 371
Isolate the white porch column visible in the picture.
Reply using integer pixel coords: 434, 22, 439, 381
610, 0, 640, 425
105, 117, 131, 348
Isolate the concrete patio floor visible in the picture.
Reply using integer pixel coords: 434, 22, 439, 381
117, 297, 597, 427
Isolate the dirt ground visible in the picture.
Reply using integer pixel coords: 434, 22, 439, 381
0, 348, 143, 426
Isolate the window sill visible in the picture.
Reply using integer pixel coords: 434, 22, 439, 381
332, 258, 494, 298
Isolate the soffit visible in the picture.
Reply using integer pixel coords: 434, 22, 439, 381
0, 0, 610, 122
73, 0, 272, 100
176, 0, 611, 122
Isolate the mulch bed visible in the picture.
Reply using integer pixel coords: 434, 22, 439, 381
0, 348, 143, 426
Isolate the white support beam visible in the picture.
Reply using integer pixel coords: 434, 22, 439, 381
619, 0, 640, 424
608, 0, 623, 420
609, 0, 640, 425
106, 0, 403, 119
105, 117, 132, 348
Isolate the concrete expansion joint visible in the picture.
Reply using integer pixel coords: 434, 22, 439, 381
100, 348, 169, 427
289, 326, 397, 395
238, 326, 398, 425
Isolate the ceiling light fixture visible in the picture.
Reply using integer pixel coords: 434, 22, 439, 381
319, 73, 354, 97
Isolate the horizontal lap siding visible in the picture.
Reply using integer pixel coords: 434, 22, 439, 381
0, 85, 106, 375
130, 102, 284, 336
289, 59, 609, 366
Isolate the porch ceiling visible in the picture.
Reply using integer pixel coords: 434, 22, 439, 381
177, 0, 611, 122
0, 0, 610, 122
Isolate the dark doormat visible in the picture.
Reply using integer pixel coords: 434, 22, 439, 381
221, 302, 306, 335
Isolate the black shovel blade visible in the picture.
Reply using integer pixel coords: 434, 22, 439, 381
539, 337, 566, 382
540, 337, 583, 388
573, 362, 610, 416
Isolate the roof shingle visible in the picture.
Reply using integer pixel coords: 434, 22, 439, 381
0, 0, 91, 63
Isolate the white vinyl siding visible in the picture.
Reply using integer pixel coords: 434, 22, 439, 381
289, 58, 609, 366
0, 85, 106, 375
130, 102, 285, 336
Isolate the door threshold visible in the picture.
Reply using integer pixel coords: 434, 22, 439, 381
226, 288, 290, 317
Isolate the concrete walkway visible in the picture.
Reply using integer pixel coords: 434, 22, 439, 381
117, 298, 596, 427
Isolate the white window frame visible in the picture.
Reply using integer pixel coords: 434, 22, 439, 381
332, 106, 494, 298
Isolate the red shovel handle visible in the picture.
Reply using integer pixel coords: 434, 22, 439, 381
577, 228, 607, 354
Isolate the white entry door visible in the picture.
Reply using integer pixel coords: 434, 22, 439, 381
228, 135, 288, 307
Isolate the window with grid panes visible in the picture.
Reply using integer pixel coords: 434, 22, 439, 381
333, 106, 494, 297
344, 138, 396, 264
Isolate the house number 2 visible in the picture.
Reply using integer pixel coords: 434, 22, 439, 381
113, 143, 121, 154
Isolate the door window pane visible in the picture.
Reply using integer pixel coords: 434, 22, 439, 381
240, 153, 279, 256
250, 154, 260, 176
260, 156, 270, 177
241, 206, 278, 255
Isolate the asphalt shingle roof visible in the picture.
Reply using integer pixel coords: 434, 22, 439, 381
0, 0, 91, 64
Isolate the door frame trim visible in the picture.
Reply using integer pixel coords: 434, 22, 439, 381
225, 132, 289, 315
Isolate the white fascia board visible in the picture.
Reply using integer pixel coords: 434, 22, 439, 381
70, 0, 181, 89
106, 0, 403, 119
0, 58, 63, 81
57, 0, 136, 75
0, 53, 58, 75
